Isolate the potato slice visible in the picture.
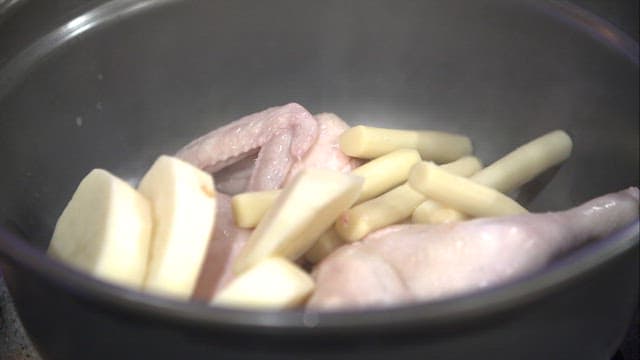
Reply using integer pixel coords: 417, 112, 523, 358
231, 190, 280, 228
213, 257, 314, 309
233, 169, 363, 273
409, 162, 528, 218
48, 169, 152, 289
351, 149, 422, 203
340, 125, 472, 162
138, 155, 216, 299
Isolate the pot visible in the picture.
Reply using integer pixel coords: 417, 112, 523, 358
0, 1, 638, 359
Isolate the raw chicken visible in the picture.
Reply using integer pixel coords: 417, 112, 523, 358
284, 113, 362, 184
308, 187, 639, 310
183, 106, 361, 300
177, 103, 319, 193
192, 194, 250, 301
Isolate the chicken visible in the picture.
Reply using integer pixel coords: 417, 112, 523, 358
308, 187, 639, 310
284, 113, 362, 184
182, 106, 361, 300
192, 194, 250, 301
177, 103, 319, 194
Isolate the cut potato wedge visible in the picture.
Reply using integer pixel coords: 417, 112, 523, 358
340, 125, 472, 162
231, 190, 281, 228
213, 257, 314, 309
138, 155, 216, 299
233, 169, 363, 274
48, 169, 152, 289
409, 162, 528, 218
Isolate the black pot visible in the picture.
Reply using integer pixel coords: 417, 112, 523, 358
0, 1, 638, 359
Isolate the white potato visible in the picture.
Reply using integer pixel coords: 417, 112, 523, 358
48, 169, 152, 289
213, 257, 314, 309
231, 190, 281, 228
138, 155, 217, 299
233, 169, 363, 273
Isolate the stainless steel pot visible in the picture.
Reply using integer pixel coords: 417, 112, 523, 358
0, 1, 638, 359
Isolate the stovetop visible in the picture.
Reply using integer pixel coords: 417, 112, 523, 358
1, 274, 40, 359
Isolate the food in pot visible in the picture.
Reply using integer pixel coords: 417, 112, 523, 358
137, 156, 217, 299
335, 156, 484, 243
213, 257, 314, 309
350, 148, 423, 203
309, 187, 639, 309
339, 125, 472, 162
176, 103, 317, 193
284, 112, 363, 183
229, 148, 429, 230
408, 162, 529, 218
192, 193, 251, 300
232, 168, 363, 273
231, 190, 281, 229
48, 169, 152, 289
48, 103, 639, 310
412, 130, 573, 224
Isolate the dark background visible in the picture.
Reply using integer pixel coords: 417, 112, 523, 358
573, 2, 638, 360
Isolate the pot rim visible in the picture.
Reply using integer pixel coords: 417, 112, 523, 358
0, 0, 638, 334
1, 222, 637, 333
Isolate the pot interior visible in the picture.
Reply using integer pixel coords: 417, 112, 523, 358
0, 0, 637, 320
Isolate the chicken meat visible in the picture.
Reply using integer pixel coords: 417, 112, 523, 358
177, 103, 319, 194
181, 104, 361, 300
308, 187, 639, 310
